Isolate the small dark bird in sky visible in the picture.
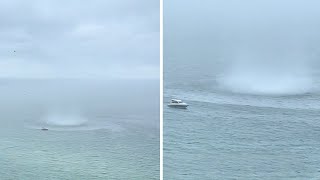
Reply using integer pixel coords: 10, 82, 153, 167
13, 50, 16, 53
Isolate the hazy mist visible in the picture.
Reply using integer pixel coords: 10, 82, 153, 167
165, 0, 320, 95
0, 1, 160, 130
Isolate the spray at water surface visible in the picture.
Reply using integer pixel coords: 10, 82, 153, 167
44, 113, 88, 127
218, 52, 315, 95
212, 1, 320, 96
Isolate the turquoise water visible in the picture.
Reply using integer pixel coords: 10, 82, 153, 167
0, 79, 159, 180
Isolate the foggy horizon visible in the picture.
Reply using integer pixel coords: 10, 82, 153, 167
165, 0, 320, 95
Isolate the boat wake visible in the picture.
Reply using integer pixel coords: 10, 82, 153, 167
165, 89, 320, 111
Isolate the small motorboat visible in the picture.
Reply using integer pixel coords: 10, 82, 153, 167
41, 127, 49, 131
168, 99, 188, 108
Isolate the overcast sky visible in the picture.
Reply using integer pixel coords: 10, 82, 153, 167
165, 0, 320, 64
0, 0, 159, 79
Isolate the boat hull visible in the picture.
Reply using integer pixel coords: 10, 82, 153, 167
167, 104, 188, 108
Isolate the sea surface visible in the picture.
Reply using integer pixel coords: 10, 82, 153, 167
164, 58, 320, 179
0, 79, 159, 180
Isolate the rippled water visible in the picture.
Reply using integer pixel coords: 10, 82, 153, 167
164, 59, 320, 179
0, 79, 159, 180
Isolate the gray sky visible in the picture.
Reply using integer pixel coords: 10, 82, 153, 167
165, 0, 320, 62
165, 0, 320, 94
0, 0, 159, 79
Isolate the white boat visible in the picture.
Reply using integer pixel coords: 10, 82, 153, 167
168, 99, 188, 108
41, 127, 48, 131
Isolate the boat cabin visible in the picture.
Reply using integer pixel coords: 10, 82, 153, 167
171, 99, 183, 103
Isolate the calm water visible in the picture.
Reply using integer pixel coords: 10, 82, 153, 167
164, 59, 320, 179
0, 79, 159, 180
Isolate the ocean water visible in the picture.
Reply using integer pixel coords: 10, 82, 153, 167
164, 58, 320, 179
0, 79, 159, 180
